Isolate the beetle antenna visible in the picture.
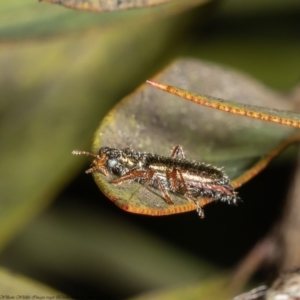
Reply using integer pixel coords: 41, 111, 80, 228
72, 150, 97, 158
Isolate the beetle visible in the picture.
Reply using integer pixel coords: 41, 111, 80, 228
72, 146, 239, 217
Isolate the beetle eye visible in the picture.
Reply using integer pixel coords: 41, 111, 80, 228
107, 158, 118, 168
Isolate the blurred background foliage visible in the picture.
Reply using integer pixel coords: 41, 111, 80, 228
0, 0, 299, 299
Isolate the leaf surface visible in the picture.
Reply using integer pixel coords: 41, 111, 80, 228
91, 58, 298, 215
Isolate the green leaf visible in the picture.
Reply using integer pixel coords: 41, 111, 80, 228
40, 0, 174, 11
90, 58, 298, 215
1, 201, 216, 295
0, 267, 67, 297
40, 0, 210, 13
0, 2, 212, 249
130, 274, 232, 300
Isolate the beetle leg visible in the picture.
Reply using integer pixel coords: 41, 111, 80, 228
170, 146, 185, 159
111, 170, 149, 184
176, 169, 205, 218
112, 170, 174, 205
153, 174, 174, 205
166, 167, 180, 193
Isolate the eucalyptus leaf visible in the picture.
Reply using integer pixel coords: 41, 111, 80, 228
90, 58, 297, 215
0, 2, 211, 249
40, 0, 174, 11
40, 0, 210, 12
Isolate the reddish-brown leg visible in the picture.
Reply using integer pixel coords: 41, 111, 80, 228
111, 170, 149, 184
170, 146, 185, 159
167, 146, 185, 193
111, 169, 174, 205
166, 168, 180, 193
154, 175, 174, 205
177, 169, 205, 218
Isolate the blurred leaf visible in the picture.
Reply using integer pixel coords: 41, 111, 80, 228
0, 2, 214, 250
130, 274, 233, 300
90, 58, 298, 215
0, 267, 66, 297
40, 0, 210, 13
40, 0, 174, 11
0, 201, 215, 297
0, 0, 213, 40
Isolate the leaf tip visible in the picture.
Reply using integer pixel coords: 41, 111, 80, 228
146, 80, 167, 90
